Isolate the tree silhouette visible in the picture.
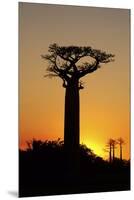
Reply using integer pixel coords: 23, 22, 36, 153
117, 137, 125, 161
105, 139, 114, 163
111, 139, 117, 162
42, 43, 114, 162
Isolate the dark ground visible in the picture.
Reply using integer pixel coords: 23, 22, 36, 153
19, 139, 130, 197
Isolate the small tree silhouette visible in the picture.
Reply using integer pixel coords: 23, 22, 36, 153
117, 137, 125, 161
111, 139, 117, 161
42, 44, 114, 164
105, 138, 113, 163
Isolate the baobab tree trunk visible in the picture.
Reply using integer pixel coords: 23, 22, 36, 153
64, 80, 80, 172
113, 145, 115, 162
120, 145, 122, 161
109, 145, 112, 163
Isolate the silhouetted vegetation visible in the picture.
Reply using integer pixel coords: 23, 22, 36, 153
117, 137, 125, 161
19, 139, 130, 197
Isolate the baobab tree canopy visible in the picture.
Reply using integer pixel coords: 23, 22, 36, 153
41, 43, 114, 88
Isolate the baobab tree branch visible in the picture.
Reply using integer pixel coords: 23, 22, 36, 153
78, 60, 100, 78
62, 79, 68, 88
57, 54, 73, 62
41, 54, 71, 82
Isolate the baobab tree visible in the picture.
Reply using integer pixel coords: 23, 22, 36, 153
42, 43, 114, 163
105, 138, 114, 163
111, 139, 117, 161
117, 137, 125, 161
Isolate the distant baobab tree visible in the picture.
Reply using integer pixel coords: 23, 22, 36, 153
105, 138, 114, 163
112, 139, 117, 161
117, 137, 125, 161
42, 43, 114, 163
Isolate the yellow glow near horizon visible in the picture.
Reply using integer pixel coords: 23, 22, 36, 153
82, 140, 104, 157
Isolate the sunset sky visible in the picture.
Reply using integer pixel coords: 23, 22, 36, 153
19, 3, 130, 159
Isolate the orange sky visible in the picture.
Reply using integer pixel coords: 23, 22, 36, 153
19, 3, 130, 159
